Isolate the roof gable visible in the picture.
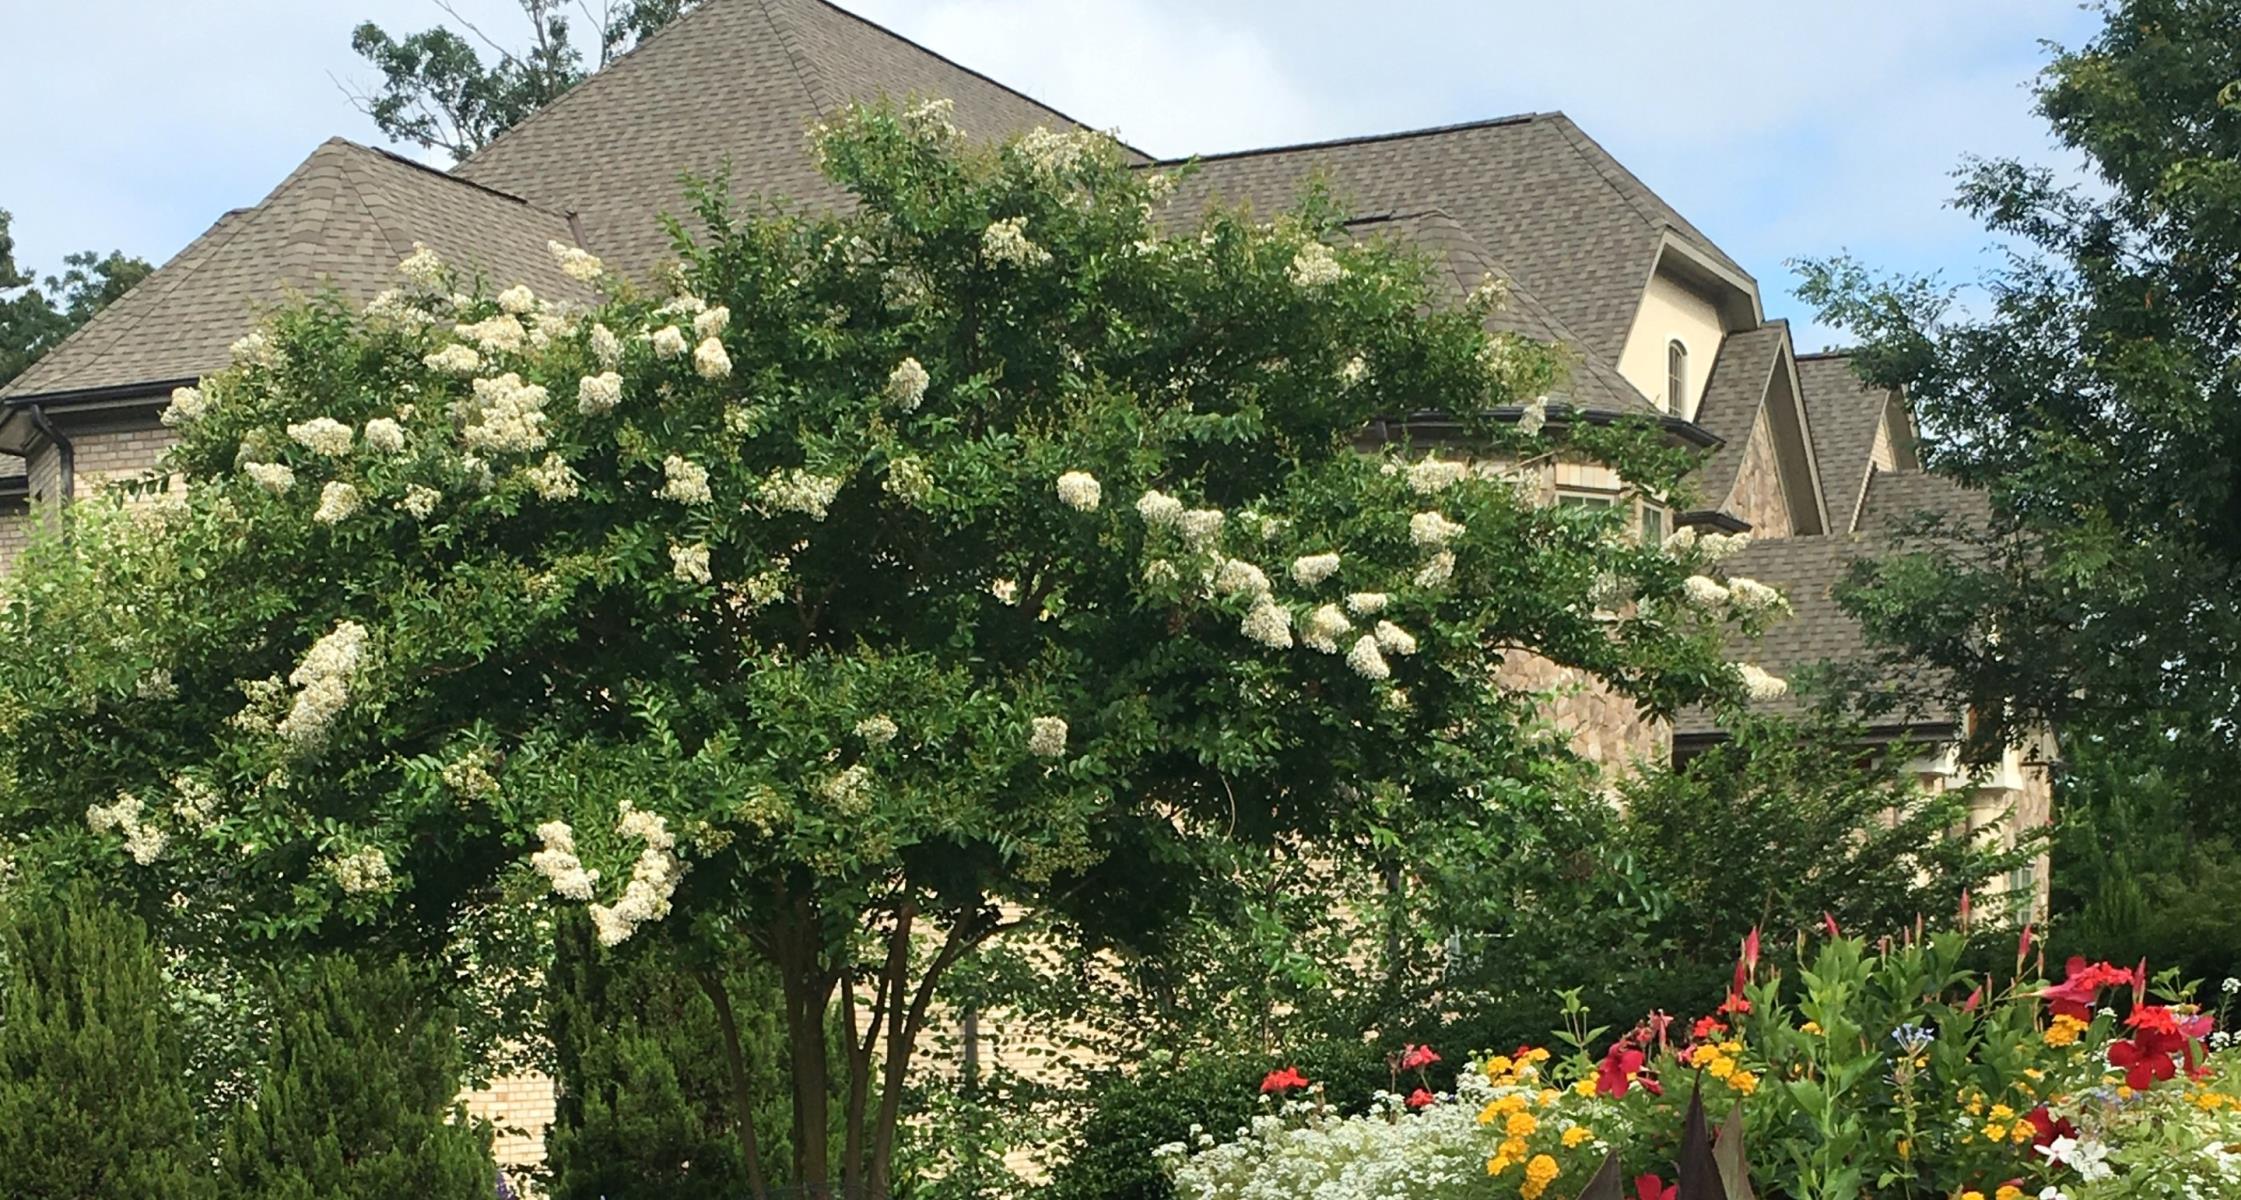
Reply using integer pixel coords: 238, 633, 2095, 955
3, 140, 586, 401
1794, 351, 1893, 533
1685, 323, 1827, 533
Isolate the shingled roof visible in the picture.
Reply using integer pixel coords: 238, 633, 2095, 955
1856, 467, 1989, 533
1794, 351, 1894, 533
1166, 113, 1750, 364
1688, 323, 1788, 504
2, 139, 587, 401
454, 0, 1134, 280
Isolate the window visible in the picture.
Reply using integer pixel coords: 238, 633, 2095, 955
1556, 491, 1616, 511
1640, 503, 1667, 545
1666, 339, 1689, 412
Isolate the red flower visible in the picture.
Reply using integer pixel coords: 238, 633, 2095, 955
2024, 1105, 2076, 1147
1596, 1043, 1647, 1098
1822, 912, 1842, 939
1717, 990, 1752, 1017
1406, 1087, 1435, 1110
1960, 984, 1984, 1014
1634, 1173, 1678, 1200
1690, 1015, 1728, 1041
1400, 1043, 1441, 1071
2041, 957, 2136, 1021
1259, 1066, 1310, 1094
2106, 1006, 2216, 1091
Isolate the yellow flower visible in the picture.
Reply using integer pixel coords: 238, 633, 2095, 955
1487, 1154, 1515, 1177
1961, 1191, 1986, 1200
1705, 1056, 1736, 1080
1729, 1071, 1759, 1096
1521, 1154, 1561, 1200
1506, 1111, 1539, 1139
1801, 1020, 1823, 1036
1719, 1041, 1743, 1055
1895, 1138, 1911, 1160
1563, 1126, 1594, 1148
1988, 1104, 2015, 1122
1524, 1047, 1552, 1064
1537, 1088, 1561, 1108
1982, 1124, 2007, 1143
1996, 1188, 2025, 1200
2118, 1086, 2135, 1101
2044, 1015, 2089, 1047
1484, 1055, 1515, 1079
2024, 1068, 2046, 1080
1572, 1077, 1598, 1098
2009, 1122, 2034, 1144
1500, 1136, 1530, 1162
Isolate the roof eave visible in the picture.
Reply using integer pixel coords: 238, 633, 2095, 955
1377, 405, 1723, 450
1655, 232, 1762, 329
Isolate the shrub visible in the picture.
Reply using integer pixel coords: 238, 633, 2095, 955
218, 955, 495, 1199
0, 887, 212, 1200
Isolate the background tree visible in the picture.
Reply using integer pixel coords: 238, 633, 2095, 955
0, 104, 1783, 1198
0, 207, 152, 386
0, 888, 213, 1200
348, 0, 704, 160
218, 955, 496, 1199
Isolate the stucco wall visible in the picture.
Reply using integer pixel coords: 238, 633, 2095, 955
1618, 269, 1727, 418
1721, 407, 1795, 538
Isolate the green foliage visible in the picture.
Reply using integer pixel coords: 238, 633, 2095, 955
0, 887, 212, 1200
545, 910, 787, 1200
218, 954, 495, 1199
349, 0, 702, 160
0, 207, 152, 386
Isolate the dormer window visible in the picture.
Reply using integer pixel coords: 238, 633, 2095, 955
1666, 339, 1689, 413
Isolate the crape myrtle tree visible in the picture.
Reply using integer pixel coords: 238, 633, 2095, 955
0, 103, 1787, 1197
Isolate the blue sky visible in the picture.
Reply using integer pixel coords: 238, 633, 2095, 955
4, 0, 2099, 349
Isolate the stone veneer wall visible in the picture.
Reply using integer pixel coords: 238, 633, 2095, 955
1723, 409, 1794, 538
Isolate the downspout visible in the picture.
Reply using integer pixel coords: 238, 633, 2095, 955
22, 404, 73, 509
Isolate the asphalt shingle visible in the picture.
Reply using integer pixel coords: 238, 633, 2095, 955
1687, 323, 1788, 505
1794, 351, 1891, 533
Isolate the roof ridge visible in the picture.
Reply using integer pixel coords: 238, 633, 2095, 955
1157, 111, 1546, 166
1543, 115, 1750, 283
759, 0, 843, 121
330, 137, 573, 221
1793, 348, 1858, 362
331, 151, 419, 269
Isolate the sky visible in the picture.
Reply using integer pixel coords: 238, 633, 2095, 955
2, 0, 2101, 349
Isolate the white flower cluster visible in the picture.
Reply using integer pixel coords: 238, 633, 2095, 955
1346, 592, 1389, 615
983, 217, 1052, 267
578, 371, 623, 415
366, 289, 436, 329
1682, 575, 1730, 609
1346, 636, 1390, 680
1516, 395, 1549, 437
496, 284, 537, 315
1414, 551, 1455, 588
1028, 715, 1069, 759
694, 336, 732, 379
458, 314, 527, 355
401, 484, 441, 520
1165, 1069, 1504, 1200
822, 763, 875, 813
1406, 455, 1467, 493
1240, 599, 1293, 649
590, 323, 623, 368
462, 373, 550, 453
694, 306, 729, 338
1662, 525, 1751, 563
1213, 558, 1272, 599
1738, 663, 1790, 702
441, 754, 500, 802
171, 774, 220, 828
287, 417, 355, 457
661, 455, 713, 505
424, 344, 482, 375
1137, 489, 1185, 527
86, 793, 166, 865
1290, 553, 1340, 586
522, 453, 580, 501
1374, 621, 1418, 656
1409, 511, 1465, 548
531, 820, 600, 901
1338, 355, 1368, 387
652, 325, 689, 359
275, 620, 370, 752
1302, 604, 1352, 653
884, 456, 933, 506
1179, 508, 1225, 547
243, 461, 295, 495
1726, 577, 1788, 615
231, 330, 280, 368
590, 803, 683, 947
313, 481, 362, 525
398, 242, 445, 287
161, 385, 209, 427
887, 357, 929, 411
363, 417, 406, 454
763, 468, 842, 520
904, 96, 961, 140
549, 239, 604, 282
855, 714, 899, 746
327, 846, 393, 895
670, 541, 712, 584
1015, 126, 1090, 176
1288, 241, 1346, 288
1056, 471, 1102, 512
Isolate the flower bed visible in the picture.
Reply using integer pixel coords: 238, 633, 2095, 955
1162, 932, 2241, 1199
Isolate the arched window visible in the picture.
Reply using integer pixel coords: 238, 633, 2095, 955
1666, 339, 1689, 412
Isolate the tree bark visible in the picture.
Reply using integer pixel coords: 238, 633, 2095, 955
776, 894, 836, 1197
699, 969, 772, 1200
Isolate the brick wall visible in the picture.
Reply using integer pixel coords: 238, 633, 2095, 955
463, 1071, 557, 1169
0, 503, 28, 576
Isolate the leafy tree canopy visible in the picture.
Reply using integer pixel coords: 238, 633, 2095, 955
349, 0, 703, 160
0, 207, 152, 387
0, 102, 1784, 1196
1795, 0, 2241, 793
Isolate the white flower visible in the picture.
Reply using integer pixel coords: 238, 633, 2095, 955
856, 714, 899, 747
521, 453, 579, 501
1345, 592, 1390, 616
363, 417, 406, 454
287, 417, 355, 457
904, 96, 960, 139
1407, 456, 1467, 493
990, 578, 1020, 604
590, 323, 622, 367
578, 371, 624, 415
1136, 489, 1185, 527
122, 824, 168, 866
652, 325, 689, 358
883, 456, 933, 506
1302, 604, 1352, 653
1178, 508, 1225, 547
496, 284, 537, 314
424, 344, 482, 375
1345, 635, 1390, 680
694, 336, 732, 379
670, 541, 712, 584
660, 292, 707, 318
1015, 125, 1089, 176
1727, 577, 1788, 615
886, 357, 930, 411
398, 242, 445, 286
1143, 558, 1179, 586
821, 764, 876, 813
86, 793, 144, 835
594, 804, 682, 945
458, 314, 527, 355
762, 468, 842, 520
693, 305, 729, 339
2224, 976, 2239, 995
1682, 575, 1730, 608
661, 455, 712, 504
161, 385, 208, 427
243, 461, 296, 495
1212, 558, 1272, 598
171, 775, 220, 828
1409, 511, 1465, 548
1699, 531, 1751, 563
275, 620, 370, 753
983, 217, 1051, 267
1338, 355, 1368, 387
1056, 471, 1102, 512
1516, 395, 1549, 436
1373, 621, 1417, 656
1662, 525, 1700, 556
1027, 716, 1069, 759
462, 373, 549, 453
401, 484, 441, 520
1415, 551, 1456, 588
531, 820, 599, 902
1240, 599, 1293, 649
442, 754, 500, 801
1290, 553, 1341, 586
328, 846, 393, 895
549, 240, 604, 282
1738, 664, 1789, 702
313, 481, 362, 525
1288, 241, 1345, 288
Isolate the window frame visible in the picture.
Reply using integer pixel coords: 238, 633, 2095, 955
1666, 338, 1689, 413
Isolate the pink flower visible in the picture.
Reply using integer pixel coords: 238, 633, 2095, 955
1260, 1066, 1310, 1094
1405, 1087, 1435, 1110
1400, 1043, 1441, 1070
